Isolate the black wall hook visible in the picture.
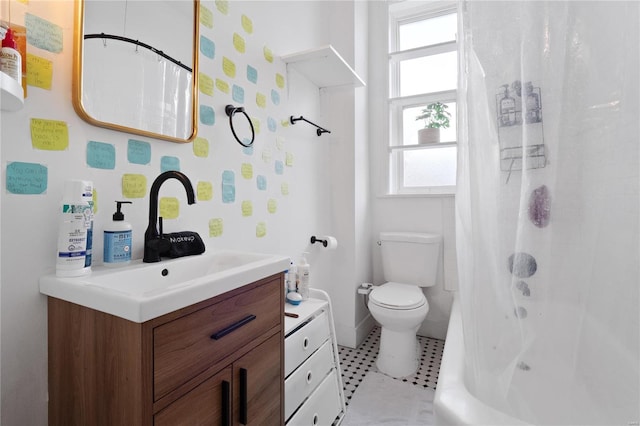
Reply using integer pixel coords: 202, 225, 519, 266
226, 104, 255, 147
290, 116, 331, 136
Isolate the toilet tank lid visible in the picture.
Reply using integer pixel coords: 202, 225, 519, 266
380, 232, 441, 244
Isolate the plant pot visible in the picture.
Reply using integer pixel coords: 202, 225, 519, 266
418, 128, 440, 144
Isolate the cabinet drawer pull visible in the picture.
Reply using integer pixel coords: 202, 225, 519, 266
302, 337, 309, 350
211, 315, 257, 340
239, 368, 248, 425
222, 380, 231, 426
313, 413, 319, 425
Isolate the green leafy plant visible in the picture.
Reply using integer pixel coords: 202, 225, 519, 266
416, 102, 451, 129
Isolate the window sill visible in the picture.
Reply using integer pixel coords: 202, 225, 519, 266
377, 191, 456, 199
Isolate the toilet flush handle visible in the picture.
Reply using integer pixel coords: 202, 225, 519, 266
377, 240, 382, 246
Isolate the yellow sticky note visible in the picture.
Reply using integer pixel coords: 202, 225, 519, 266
233, 33, 245, 54
199, 73, 214, 96
26, 54, 52, 90
200, 4, 213, 28
193, 137, 209, 158
256, 92, 266, 108
222, 57, 236, 78
122, 174, 147, 198
209, 218, 224, 237
92, 188, 98, 214
256, 222, 267, 238
275, 73, 285, 89
242, 200, 253, 217
197, 181, 213, 201
262, 148, 272, 162
241, 15, 253, 34
281, 182, 289, 195
159, 197, 179, 219
251, 118, 261, 134
276, 136, 285, 150
285, 152, 294, 166
215, 78, 230, 94
30, 118, 68, 151
267, 198, 277, 214
280, 119, 290, 127
263, 46, 273, 63
241, 163, 253, 179
215, 0, 229, 15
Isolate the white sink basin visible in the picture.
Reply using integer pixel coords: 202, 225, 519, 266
40, 249, 290, 322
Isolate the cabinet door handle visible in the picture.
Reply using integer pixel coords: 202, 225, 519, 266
210, 315, 257, 340
239, 368, 248, 425
221, 380, 231, 426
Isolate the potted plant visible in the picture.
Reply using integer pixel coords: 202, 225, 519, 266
415, 102, 451, 144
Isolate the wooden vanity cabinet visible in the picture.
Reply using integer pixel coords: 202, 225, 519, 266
48, 273, 284, 426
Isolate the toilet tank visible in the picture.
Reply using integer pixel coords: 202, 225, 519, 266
380, 232, 442, 287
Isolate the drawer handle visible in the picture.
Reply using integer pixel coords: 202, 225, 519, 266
303, 337, 309, 350
211, 315, 257, 340
306, 371, 313, 384
222, 380, 231, 426
313, 413, 319, 425
239, 367, 248, 425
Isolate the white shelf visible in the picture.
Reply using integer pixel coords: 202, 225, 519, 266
282, 45, 365, 89
1, 71, 24, 111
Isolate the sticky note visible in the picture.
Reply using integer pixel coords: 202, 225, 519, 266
222, 57, 236, 78
193, 137, 209, 158
26, 54, 52, 90
6, 162, 47, 195
215, 0, 229, 15
197, 181, 213, 201
233, 33, 245, 54
222, 170, 235, 203
30, 118, 68, 151
127, 139, 151, 165
241, 200, 253, 217
262, 148, 272, 163
267, 117, 277, 132
122, 174, 147, 198
159, 197, 180, 219
242, 144, 254, 155
275, 160, 284, 175
256, 92, 266, 108
281, 119, 290, 127
257, 175, 267, 190
209, 218, 224, 237
215, 78, 229, 94
285, 152, 294, 166
241, 15, 253, 34
232, 85, 244, 103
251, 118, 260, 134
200, 36, 215, 59
200, 105, 215, 125
276, 136, 285, 150
256, 222, 267, 238
240, 163, 253, 179
25, 14, 62, 53
264, 46, 273, 63
276, 73, 285, 89
161, 156, 180, 172
271, 89, 280, 105
281, 182, 289, 195
267, 199, 277, 214
93, 188, 99, 213
247, 65, 258, 84
86, 141, 116, 169
199, 73, 214, 96
200, 4, 213, 28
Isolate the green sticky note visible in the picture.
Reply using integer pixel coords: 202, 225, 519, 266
209, 218, 223, 237
122, 174, 147, 198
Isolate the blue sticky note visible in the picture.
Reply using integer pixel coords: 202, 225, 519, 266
271, 89, 280, 105
267, 117, 277, 132
86, 141, 116, 170
222, 170, 235, 203
242, 144, 254, 155
222, 170, 235, 184
200, 36, 215, 59
247, 65, 258, 84
200, 105, 215, 126
256, 175, 267, 190
275, 160, 284, 175
6, 162, 48, 195
232, 85, 245, 103
161, 156, 180, 172
25, 14, 63, 53
127, 139, 151, 165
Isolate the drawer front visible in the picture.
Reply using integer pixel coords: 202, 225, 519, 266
154, 278, 281, 400
285, 311, 329, 377
285, 369, 341, 426
285, 340, 334, 421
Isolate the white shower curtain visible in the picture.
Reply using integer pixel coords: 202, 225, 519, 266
456, 1, 639, 424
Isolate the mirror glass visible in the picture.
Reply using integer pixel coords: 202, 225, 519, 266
73, 0, 199, 143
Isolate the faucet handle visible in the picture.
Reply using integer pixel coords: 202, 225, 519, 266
159, 216, 164, 237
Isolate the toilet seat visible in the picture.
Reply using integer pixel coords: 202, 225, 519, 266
369, 282, 426, 310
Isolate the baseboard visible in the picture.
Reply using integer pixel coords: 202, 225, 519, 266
335, 313, 377, 349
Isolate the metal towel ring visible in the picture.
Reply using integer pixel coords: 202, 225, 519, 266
225, 105, 255, 148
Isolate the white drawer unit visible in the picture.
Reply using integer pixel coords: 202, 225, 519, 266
284, 289, 346, 425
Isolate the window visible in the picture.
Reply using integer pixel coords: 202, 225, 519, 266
388, 2, 458, 195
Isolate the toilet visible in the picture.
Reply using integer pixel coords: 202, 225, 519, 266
368, 231, 442, 378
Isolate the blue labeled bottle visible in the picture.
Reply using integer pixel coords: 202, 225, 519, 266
104, 201, 133, 266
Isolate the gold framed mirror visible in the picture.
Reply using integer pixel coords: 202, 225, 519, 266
72, 0, 199, 143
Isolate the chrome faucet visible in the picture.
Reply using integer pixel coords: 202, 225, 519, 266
143, 171, 196, 263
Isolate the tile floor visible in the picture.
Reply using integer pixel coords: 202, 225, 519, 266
337, 326, 445, 406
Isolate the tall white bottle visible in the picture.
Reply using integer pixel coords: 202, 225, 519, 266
0, 28, 22, 83
297, 253, 310, 300
56, 180, 93, 277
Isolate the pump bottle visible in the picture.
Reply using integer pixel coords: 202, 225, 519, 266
103, 201, 133, 266
297, 253, 310, 300
0, 27, 22, 83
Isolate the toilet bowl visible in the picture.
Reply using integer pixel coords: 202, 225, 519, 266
369, 232, 441, 379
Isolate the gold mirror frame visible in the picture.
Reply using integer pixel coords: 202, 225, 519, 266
72, 1, 199, 143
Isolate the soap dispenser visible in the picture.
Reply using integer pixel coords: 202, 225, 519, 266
297, 253, 310, 300
104, 201, 133, 266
